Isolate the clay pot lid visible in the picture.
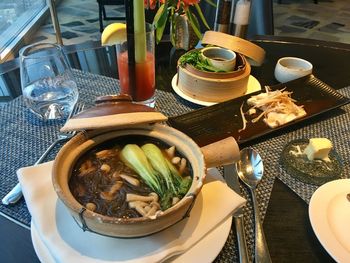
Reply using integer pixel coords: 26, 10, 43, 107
60, 94, 167, 132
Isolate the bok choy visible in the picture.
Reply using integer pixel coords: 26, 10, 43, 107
165, 158, 192, 196
141, 143, 177, 194
120, 144, 163, 195
120, 143, 192, 210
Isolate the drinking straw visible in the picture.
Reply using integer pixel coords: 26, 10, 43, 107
133, 0, 147, 63
124, 0, 136, 98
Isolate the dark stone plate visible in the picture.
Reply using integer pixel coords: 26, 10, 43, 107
168, 74, 350, 147
280, 139, 343, 185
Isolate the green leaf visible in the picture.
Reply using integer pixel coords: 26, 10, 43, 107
152, 4, 163, 26
160, 192, 173, 210
185, 10, 202, 40
178, 49, 227, 72
141, 143, 177, 194
178, 176, 192, 196
203, 0, 216, 8
153, 3, 169, 43
179, 49, 201, 67
194, 3, 210, 30
170, 7, 176, 46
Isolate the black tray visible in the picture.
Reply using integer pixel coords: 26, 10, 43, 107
168, 75, 350, 147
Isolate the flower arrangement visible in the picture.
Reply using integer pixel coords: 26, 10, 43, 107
147, 0, 215, 45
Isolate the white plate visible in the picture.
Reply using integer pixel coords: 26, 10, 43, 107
171, 74, 261, 106
31, 214, 232, 263
309, 179, 350, 262
29, 168, 235, 263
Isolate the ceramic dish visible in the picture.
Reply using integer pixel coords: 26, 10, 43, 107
171, 74, 261, 106
274, 57, 313, 83
200, 47, 236, 71
31, 216, 232, 263
168, 74, 350, 146
309, 179, 350, 262
280, 139, 343, 185
30, 167, 233, 263
53, 126, 238, 237
53, 96, 240, 238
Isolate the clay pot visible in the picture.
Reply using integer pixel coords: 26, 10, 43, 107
52, 95, 240, 237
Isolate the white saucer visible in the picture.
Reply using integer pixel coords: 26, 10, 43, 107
171, 74, 261, 106
29, 167, 234, 263
31, 217, 232, 263
309, 179, 350, 262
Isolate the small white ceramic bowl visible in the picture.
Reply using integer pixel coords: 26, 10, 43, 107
201, 47, 236, 72
274, 57, 313, 83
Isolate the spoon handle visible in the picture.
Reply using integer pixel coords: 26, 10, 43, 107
251, 189, 272, 263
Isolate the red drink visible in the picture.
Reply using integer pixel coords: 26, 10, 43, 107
117, 50, 155, 102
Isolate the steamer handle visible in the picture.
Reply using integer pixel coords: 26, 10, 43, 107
200, 137, 240, 168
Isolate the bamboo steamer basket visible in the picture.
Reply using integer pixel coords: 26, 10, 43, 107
177, 52, 251, 102
176, 31, 266, 103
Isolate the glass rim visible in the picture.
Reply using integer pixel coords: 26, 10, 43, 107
19, 43, 63, 59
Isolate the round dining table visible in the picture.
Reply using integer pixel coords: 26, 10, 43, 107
0, 35, 349, 262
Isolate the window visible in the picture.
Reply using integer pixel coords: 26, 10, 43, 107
0, 0, 48, 62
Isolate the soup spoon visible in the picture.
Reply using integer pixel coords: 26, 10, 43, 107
235, 147, 272, 263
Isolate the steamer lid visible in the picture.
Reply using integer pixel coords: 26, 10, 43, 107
201, 31, 266, 66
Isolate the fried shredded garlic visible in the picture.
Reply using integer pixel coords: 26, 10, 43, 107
238, 103, 248, 132
239, 86, 306, 131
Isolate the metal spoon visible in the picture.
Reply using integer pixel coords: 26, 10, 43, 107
235, 147, 272, 263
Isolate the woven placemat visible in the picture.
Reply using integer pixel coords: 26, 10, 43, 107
0, 69, 349, 262
254, 88, 350, 204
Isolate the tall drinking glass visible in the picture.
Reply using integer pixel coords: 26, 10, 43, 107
20, 43, 79, 120
116, 23, 156, 107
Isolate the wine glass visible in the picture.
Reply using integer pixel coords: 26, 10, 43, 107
19, 43, 79, 120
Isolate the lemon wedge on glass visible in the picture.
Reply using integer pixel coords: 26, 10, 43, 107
101, 23, 127, 46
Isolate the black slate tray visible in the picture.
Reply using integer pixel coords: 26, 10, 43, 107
168, 75, 350, 147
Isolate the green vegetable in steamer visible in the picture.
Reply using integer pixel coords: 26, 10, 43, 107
179, 49, 227, 73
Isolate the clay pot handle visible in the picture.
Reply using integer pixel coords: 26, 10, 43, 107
201, 137, 240, 168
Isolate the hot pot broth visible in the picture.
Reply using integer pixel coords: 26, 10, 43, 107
69, 135, 192, 219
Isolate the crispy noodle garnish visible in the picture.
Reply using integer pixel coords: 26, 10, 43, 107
238, 103, 247, 132
239, 86, 306, 131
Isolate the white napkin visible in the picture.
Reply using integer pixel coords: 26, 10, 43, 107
18, 162, 246, 263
